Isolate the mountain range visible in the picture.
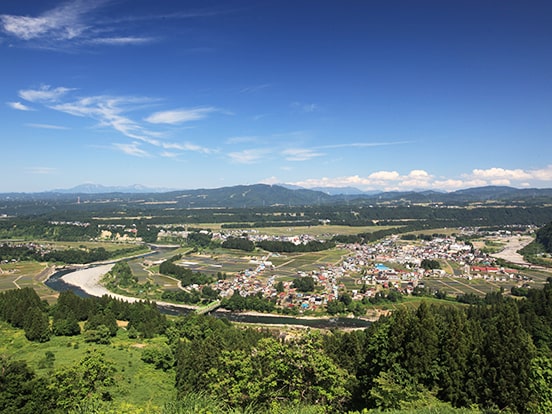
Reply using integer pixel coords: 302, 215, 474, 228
2, 184, 552, 208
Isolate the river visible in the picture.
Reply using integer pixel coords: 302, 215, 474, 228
44, 246, 372, 329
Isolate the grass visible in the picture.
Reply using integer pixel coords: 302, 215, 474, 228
0, 321, 176, 411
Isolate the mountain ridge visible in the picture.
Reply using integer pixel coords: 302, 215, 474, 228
1, 184, 552, 209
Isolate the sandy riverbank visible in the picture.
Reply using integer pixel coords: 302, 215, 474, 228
490, 235, 534, 266
59, 264, 199, 310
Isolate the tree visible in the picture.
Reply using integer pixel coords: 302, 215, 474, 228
85, 310, 118, 337
52, 310, 81, 336
420, 258, 440, 270
0, 356, 49, 413
481, 301, 536, 412
206, 335, 351, 409
84, 325, 112, 344
50, 351, 116, 410
23, 307, 51, 342
141, 344, 174, 371
292, 276, 315, 292
528, 354, 552, 413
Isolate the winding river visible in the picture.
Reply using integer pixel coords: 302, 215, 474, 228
44, 247, 372, 329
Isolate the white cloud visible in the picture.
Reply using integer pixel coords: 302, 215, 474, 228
113, 142, 150, 157
490, 179, 512, 186
368, 171, 400, 181
321, 141, 413, 149
290, 164, 552, 193
163, 141, 215, 154
282, 148, 323, 161
291, 102, 319, 113
1, 2, 229, 51
408, 169, 430, 179
90, 36, 153, 45
531, 165, 552, 181
260, 176, 280, 185
51, 95, 164, 145
19, 85, 73, 103
228, 149, 268, 164
26, 167, 57, 175
8, 101, 33, 111
160, 151, 179, 158
471, 167, 532, 181
240, 84, 270, 94
0, 0, 96, 41
26, 123, 68, 130
145, 107, 218, 125
15, 84, 219, 158
226, 136, 259, 144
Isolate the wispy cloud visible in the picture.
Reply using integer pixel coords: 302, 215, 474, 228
16, 85, 218, 157
7, 101, 33, 111
1, 1, 227, 50
51, 95, 161, 145
226, 136, 259, 145
90, 36, 154, 46
145, 107, 218, 125
0, 0, 101, 41
163, 141, 215, 154
320, 141, 413, 149
240, 84, 271, 94
291, 102, 319, 113
228, 149, 269, 164
19, 85, 73, 102
282, 148, 324, 161
113, 142, 150, 157
26, 123, 69, 130
26, 167, 57, 175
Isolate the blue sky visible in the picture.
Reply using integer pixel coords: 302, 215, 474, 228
1, 0, 551, 193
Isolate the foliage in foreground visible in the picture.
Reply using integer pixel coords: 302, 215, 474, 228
5, 279, 552, 412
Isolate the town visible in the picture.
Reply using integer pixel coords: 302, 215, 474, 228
158, 227, 535, 314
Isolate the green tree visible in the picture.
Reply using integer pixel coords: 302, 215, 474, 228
0, 356, 50, 413
292, 276, 315, 292
23, 306, 51, 342
84, 325, 112, 344
49, 351, 116, 411
528, 354, 552, 413
141, 343, 174, 371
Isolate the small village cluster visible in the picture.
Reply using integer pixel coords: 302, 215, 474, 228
200, 231, 526, 311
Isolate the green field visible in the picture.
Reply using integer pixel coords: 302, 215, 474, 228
190, 223, 398, 238
0, 261, 58, 302
0, 321, 176, 411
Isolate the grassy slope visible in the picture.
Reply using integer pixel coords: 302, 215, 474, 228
0, 321, 175, 412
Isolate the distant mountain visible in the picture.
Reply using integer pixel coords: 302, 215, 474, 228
52, 183, 177, 194
310, 186, 368, 195
280, 184, 379, 196
2, 184, 552, 209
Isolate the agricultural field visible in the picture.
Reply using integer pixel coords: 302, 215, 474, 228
189, 223, 398, 238
0, 260, 58, 302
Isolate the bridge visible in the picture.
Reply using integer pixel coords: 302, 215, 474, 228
195, 300, 221, 315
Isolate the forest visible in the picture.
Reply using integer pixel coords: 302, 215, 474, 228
2, 279, 552, 413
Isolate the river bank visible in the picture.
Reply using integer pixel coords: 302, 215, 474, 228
59, 264, 197, 310
53, 265, 372, 329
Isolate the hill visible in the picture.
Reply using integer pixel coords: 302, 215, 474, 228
1, 184, 552, 211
